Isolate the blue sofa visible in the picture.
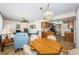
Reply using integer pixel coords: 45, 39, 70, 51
13, 33, 29, 49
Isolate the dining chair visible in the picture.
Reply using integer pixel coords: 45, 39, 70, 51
30, 35, 38, 42
29, 34, 38, 51
23, 44, 35, 55
47, 35, 56, 40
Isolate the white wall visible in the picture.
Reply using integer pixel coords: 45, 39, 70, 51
4, 19, 35, 33
29, 20, 41, 31
55, 24, 61, 35
29, 20, 42, 37
4, 19, 20, 33
0, 14, 3, 32
74, 20, 76, 44
60, 23, 69, 36
76, 8, 79, 48
20, 22, 30, 32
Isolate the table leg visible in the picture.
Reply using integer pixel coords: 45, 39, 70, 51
1, 42, 5, 52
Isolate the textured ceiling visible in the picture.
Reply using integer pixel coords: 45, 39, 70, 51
0, 3, 79, 21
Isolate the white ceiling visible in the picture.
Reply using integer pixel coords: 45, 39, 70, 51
0, 3, 79, 21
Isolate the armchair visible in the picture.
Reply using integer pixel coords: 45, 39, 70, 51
13, 33, 29, 51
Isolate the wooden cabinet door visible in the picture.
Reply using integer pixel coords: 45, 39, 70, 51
65, 32, 74, 43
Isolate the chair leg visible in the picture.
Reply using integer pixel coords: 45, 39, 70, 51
15, 49, 19, 53
20, 48, 23, 50
1, 42, 5, 52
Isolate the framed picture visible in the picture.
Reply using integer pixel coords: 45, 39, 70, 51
16, 24, 20, 29
30, 25, 36, 29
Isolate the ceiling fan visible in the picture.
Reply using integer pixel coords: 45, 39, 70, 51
21, 18, 29, 22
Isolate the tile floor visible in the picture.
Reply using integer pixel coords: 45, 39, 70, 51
0, 35, 75, 55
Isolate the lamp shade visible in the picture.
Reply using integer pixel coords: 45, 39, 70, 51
43, 4, 53, 20
44, 10, 53, 17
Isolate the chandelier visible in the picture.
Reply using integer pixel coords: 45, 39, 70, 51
40, 3, 53, 19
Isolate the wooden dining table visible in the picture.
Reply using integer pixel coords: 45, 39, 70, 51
31, 38, 62, 55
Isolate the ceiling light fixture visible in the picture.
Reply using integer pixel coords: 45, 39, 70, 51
40, 3, 53, 20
